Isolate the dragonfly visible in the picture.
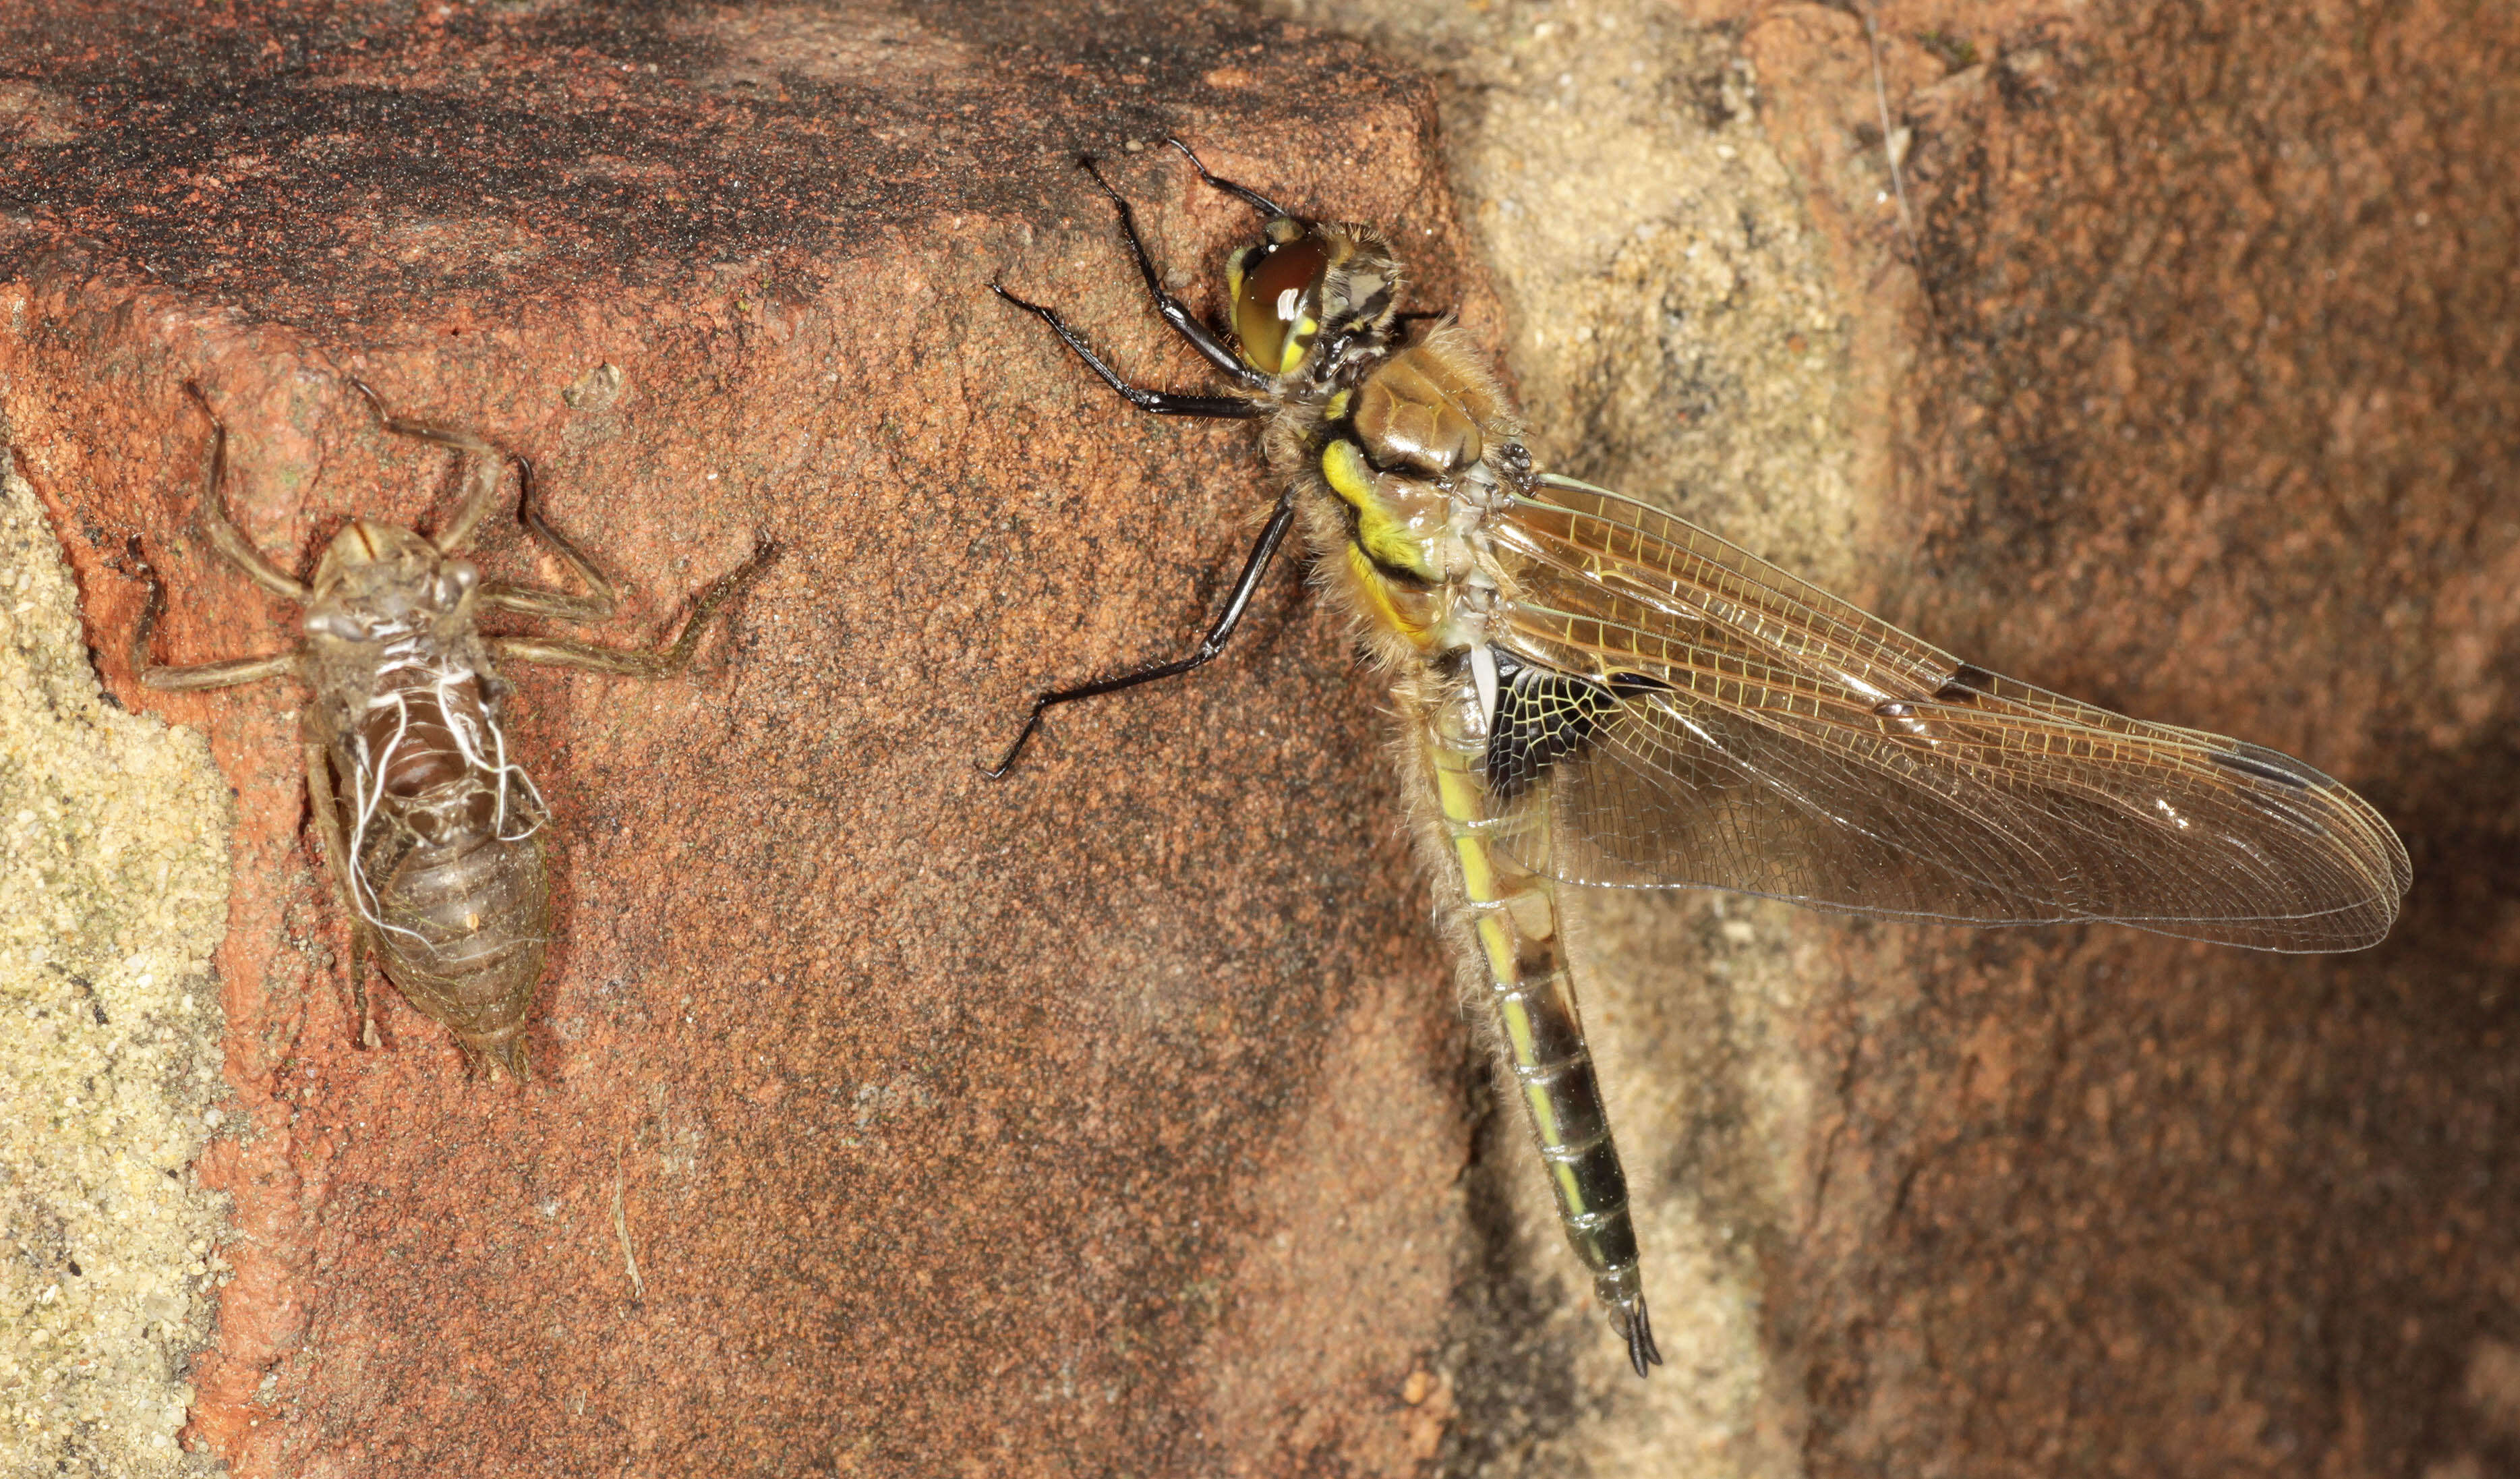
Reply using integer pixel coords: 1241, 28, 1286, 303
985, 140, 2411, 1377
132, 382, 774, 1079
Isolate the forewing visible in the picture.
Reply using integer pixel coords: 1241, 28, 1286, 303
1487, 474, 2410, 952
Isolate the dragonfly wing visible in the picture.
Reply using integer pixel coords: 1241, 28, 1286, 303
1488, 473, 2411, 952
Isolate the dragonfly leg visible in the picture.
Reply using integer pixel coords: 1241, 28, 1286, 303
179, 386, 309, 604
346, 378, 516, 556
980, 492, 1297, 778
1074, 152, 1268, 386
489, 538, 777, 678
1163, 138, 1290, 221
992, 285, 1264, 419
477, 457, 624, 623
301, 743, 383, 1051
126, 542, 300, 691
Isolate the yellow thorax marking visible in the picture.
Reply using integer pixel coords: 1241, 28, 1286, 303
1343, 544, 1435, 649
1321, 439, 1440, 581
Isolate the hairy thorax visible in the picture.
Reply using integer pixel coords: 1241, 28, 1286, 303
1274, 322, 1532, 675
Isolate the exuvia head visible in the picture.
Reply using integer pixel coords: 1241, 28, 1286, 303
1162, 139, 1403, 380
303, 519, 479, 643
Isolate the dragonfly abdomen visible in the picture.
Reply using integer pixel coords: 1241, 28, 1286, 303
1418, 674, 1660, 1375
359, 794, 548, 1076
333, 672, 552, 1079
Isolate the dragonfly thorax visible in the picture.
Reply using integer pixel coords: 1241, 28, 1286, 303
1295, 316, 1529, 673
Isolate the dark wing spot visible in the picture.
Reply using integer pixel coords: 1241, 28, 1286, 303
1873, 701, 1914, 718
2208, 744, 2316, 789
1933, 662, 1996, 703
1486, 656, 1629, 802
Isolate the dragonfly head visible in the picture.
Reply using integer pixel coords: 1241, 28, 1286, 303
1226, 217, 1399, 379
305, 519, 481, 642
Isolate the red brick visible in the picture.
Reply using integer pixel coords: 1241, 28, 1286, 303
3, 4, 1492, 1472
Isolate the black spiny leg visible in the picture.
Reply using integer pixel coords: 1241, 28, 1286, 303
1076, 155, 1267, 387
1165, 137, 1290, 219
980, 492, 1299, 778
992, 285, 1264, 419
983, 137, 1298, 774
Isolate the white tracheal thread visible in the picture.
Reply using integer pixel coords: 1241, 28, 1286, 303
344, 691, 432, 948
341, 637, 545, 947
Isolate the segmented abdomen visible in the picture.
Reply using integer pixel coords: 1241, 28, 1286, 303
340, 670, 549, 1076
1415, 672, 1645, 1322
367, 817, 546, 1064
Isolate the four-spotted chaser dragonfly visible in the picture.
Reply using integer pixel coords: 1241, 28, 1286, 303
986, 141, 2409, 1376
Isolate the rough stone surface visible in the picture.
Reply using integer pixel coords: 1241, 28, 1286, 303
1, 3, 1502, 1474
1277, 0, 2520, 1474
0, 461, 229, 1478
1798, 5, 2520, 1475
6, 0, 2516, 1474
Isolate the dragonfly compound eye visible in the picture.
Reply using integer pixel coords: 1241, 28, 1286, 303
1229, 230, 1329, 377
